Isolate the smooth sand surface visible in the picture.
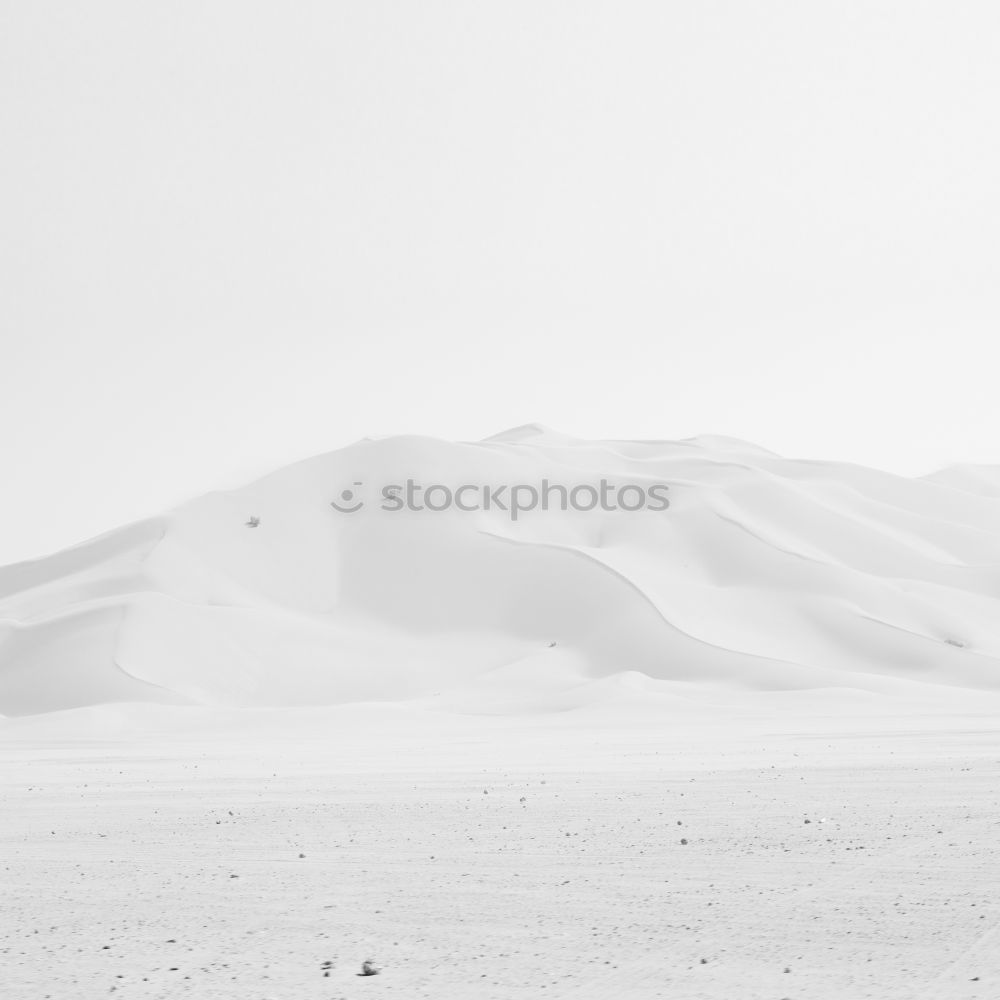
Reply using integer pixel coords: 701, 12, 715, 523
3, 703, 999, 1000
6, 428, 1000, 716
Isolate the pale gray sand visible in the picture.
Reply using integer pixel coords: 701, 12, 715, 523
2, 707, 999, 999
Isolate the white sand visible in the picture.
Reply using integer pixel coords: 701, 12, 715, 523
3, 429, 1000, 997
4, 428, 1000, 715
2, 701, 1000, 999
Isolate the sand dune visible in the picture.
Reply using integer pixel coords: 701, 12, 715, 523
3, 427, 1000, 717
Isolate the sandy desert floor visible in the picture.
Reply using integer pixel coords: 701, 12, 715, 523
2, 701, 999, 1000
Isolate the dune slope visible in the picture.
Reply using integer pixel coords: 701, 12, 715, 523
3, 427, 1000, 716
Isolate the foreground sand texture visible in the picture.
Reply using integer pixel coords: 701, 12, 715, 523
2, 706, 1000, 1000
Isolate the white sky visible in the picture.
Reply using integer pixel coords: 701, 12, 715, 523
2, 1, 1000, 564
